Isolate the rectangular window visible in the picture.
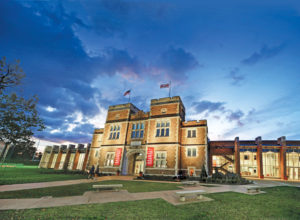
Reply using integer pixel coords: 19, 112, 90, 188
187, 130, 196, 138
109, 125, 121, 139
192, 148, 197, 157
156, 129, 160, 137
161, 128, 165, 136
244, 155, 249, 160
156, 121, 170, 137
187, 147, 197, 157
155, 151, 167, 168
131, 123, 144, 139
105, 152, 115, 167
131, 131, 135, 138
165, 128, 169, 136
192, 130, 196, 137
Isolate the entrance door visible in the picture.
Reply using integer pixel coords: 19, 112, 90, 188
134, 161, 144, 175
289, 168, 299, 180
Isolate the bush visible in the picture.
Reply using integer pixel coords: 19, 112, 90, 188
39, 168, 88, 176
201, 170, 252, 185
3, 159, 40, 166
143, 175, 176, 181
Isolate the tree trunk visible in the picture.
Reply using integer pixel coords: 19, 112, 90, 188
0, 143, 11, 163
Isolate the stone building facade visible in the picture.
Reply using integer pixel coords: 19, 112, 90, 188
88, 96, 208, 177
39, 96, 300, 181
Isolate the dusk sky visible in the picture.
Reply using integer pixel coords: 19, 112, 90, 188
1, 0, 300, 149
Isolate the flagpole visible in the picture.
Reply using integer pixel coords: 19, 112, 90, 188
169, 81, 171, 98
129, 91, 131, 103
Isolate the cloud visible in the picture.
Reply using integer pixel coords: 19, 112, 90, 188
155, 46, 199, 82
228, 67, 245, 86
192, 101, 225, 114
227, 110, 244, 126
241, 44, 285, 65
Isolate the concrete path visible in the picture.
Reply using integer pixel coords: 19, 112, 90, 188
0, 184, 244, 210
0, 179, 299, 210
0, 176, 135, 192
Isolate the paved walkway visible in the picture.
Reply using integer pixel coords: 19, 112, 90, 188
0, 179, 299, 210
0, 176, 135, 192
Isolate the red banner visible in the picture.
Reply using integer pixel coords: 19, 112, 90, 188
114, 148, 123, 166
146, 147, 154, 167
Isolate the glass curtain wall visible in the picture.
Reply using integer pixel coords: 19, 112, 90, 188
68, 153, 76, 170
286, 148, 300, 180
212, 155, 234, 174
263, 148, 280, 178
240, 148, 258, 176
59, 154, 66, 170
40, 153, 50, 168
50, 154, 58, 168
76, 153, 86, 170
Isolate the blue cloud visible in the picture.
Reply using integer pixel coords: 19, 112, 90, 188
241, 44, 285, 65
192, 101, 225, 113
157, 46, 199, 82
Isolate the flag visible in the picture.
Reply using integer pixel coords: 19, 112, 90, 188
160, 83, 169, 88
124, 89, 131, 96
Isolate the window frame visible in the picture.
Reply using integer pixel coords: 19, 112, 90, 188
131, 122, 145, 139
154, 151, 167, 168
105, 152, 115, 167
108, 124, 121, 140
155, 120, 170, 137
186, 147, 197, 157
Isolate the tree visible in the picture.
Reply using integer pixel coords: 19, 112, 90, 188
0, 57, 45, 161
0, 57, 24, 92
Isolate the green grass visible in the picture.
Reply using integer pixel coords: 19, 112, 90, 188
0, 187, 299, 219
0, 166, 86, 185
0, 180, 182, 199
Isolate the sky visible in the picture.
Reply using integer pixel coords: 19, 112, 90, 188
1, 0, 300, 150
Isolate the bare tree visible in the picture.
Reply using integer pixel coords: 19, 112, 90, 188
0, 57, 24, 91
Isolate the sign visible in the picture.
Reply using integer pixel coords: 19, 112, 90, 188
131, 141, 142, 147
146, 147, 154, 167
114, 148, 123, 166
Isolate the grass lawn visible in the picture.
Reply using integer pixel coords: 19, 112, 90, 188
0, 166, 86, 185
0, 186, 299, 219
0, 180, 182, 199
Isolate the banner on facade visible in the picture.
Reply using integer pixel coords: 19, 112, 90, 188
146, 147, 154, 167
114, 148, 123, 166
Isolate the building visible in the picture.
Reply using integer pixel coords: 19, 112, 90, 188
88, 96, 208, 177
39, 96, 300, 181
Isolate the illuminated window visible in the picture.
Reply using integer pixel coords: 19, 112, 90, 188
156, 121, 170, 137
109, 125, 120, 140
155, 151, 167, 168
105, 152, 115, 167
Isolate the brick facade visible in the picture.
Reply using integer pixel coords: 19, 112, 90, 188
87, 96, 208, 176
